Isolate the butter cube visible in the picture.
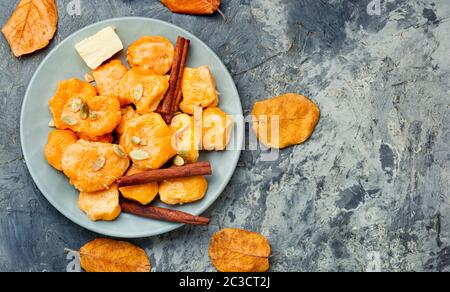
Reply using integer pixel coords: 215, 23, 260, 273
75, 26, 123, 69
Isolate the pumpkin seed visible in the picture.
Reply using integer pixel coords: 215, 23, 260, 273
80, 102, 89, 119
92, 156, 106, 172
131, 136, 141, 145
173, 155, 185, 166
130, 150, 150, 161
178, 150, 189, 158
134, 84, 143, 102
48, 119, 56, 128
71, 99, 82, 112
89, 111, 98, 121
113, 145, 126, 158
61, 116, 77, 126
84, 73, 94, 83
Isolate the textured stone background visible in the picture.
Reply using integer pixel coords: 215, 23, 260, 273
0, 0, 449, 272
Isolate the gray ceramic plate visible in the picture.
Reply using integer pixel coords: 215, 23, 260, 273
20, 17, 243, 238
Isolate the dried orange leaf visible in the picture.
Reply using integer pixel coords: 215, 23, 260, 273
1, 0, 58, 57
252, 93, 320, 149
80, 238, 151, 272
208, 228, 271, 272
161, 0, 221, 15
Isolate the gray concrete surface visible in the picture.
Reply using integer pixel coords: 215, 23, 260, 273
0, 0, 449, 272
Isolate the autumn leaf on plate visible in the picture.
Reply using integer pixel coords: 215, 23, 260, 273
79, 238, 151, 272
160, 0, 221, 15
208, 228, 271, 272
1, 0, 58, 57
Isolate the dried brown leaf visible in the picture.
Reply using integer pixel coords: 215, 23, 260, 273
1, 0, 58, 57
208, 228, 271, 272
80, 238, 151, 272
161, 0, 221, 15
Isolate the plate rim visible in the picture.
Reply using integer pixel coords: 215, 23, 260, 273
20, 17, 243, 238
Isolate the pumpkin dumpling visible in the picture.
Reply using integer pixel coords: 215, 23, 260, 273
120, 113, 176, 170
127, 36, 174, 75
62, 140, 130, 192
170, 113, 200, 163
159, 176, 208, 205
118, 68, 169, 113
78, 184, 121, 221
45, 129, 78, 171
49, 78, 97, 130
202, 107, 234, 151
119, 165, 159, 205
91, 59, 128, 106
180, 66, 219, 115
57, 94, 121, 138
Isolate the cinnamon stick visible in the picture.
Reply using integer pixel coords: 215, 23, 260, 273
117, 161, 212, 187
170, 39, 190, 114
156, 36, 185, 116
121, 199, 210, 225
173, 91, 183, 113
159, 36, 190, 124
160, 36, 185, 114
